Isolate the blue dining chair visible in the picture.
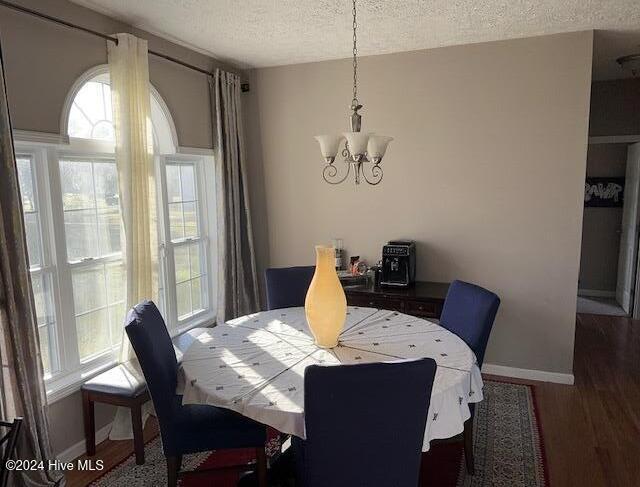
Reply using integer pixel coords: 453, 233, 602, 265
439, 279, 500, 475
265, 266, 315, 310
125, 301, 268, 487
293, 358, 438, 487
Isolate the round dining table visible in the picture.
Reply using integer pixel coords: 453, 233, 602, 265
181, 306, 483, 451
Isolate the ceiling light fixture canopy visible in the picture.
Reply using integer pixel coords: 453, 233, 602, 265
314, 0, 393, 185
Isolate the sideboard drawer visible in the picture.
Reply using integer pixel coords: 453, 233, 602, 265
347, 295, 404, 312
405, 300, 439, 318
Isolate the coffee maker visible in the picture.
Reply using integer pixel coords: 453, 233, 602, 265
380, 240, 416, 287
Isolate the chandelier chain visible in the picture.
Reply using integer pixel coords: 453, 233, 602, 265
352, 0, 358, 105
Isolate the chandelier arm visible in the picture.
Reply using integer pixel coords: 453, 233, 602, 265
360, 161, 384, 185
322, 160, 352, 185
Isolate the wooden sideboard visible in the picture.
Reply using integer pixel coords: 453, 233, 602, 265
343, 281, 450, 319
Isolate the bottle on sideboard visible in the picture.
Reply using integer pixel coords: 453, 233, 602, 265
332, 238, 344, 271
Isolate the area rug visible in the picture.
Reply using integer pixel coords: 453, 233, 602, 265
88, 380, 547, 487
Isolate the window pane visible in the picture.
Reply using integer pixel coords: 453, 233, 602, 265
38, 327, 51, 375
174, 246, 190, 283
94, 163, 119, 209
24, 213, 42, 268
68, 80, 114, 142
181, 165, 196, 201
176, 281, 191, 319
183, 202, 198, 238
108, 303, 126, 348
61, 159, 121, 260
105, 263, 125, 346
32, 274, 47, 325
73, 262, 123, 360
31, 273, 56, 375
16, 157, 35, 212
106, 263, 125, 305
65, 209, 98, 261
92, 120, 114, 141
98, 208, 121, 255
169, 203, 185, 240
191, 277, 202, 313
74, 81, 103, 124
68, 105, 92, 139
189, 243, 201, 278
72, 267, 106, 315
16, 156, 42, 267
77, 309, 110, 360
166, 165, 181, 203
60, 160, 95, 210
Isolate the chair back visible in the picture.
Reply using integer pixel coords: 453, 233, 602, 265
0, 418, 22, 487
439, 280, 500, 366
265, 266, 315, 310
301, 358, 437, 487
125, 301, 178, 426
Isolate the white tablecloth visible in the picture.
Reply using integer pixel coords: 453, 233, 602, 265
181, 306, 483, 452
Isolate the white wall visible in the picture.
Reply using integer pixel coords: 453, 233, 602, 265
249, 31, 593, 375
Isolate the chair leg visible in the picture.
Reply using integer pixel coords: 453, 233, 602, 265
82, 390, 96, 457
166, 455, 182, 487
463, 417, 475, 475
256, 447, 268, 487
131, 403, 145, 465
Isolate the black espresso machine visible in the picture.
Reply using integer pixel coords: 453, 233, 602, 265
380, 240, 416, 287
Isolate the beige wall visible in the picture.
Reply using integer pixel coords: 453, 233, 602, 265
578, 144, 627, 292
251, 31, 593, 375
0, 0, 242, 148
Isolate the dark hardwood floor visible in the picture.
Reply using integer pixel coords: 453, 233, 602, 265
533, 313, 640, 487
65, 312, 640, 486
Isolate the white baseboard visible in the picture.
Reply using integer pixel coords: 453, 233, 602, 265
482, 363, 575, 385
578, 289, 616, 298
57, 423, 112, 463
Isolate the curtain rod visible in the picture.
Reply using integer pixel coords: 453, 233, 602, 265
0, 0, 250, 90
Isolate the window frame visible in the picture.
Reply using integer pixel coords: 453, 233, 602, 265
14, 145, 62, 378
12, 67, 218, 402
158, 154, 216, 334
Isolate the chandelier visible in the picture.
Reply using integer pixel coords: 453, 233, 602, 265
314, 0, 393, 185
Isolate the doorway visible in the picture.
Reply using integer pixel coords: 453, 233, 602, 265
578, 140, 640, 316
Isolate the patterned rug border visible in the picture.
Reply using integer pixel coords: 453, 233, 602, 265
86, 431, 162, 486
85, 379, 550, 486
528, 381, 550, 486
479, 376, 550, 486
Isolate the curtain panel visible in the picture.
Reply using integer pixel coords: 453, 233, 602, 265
0, 36, 63, 487
107, 33, 157, 440
108, 33, 158, 317
210, 69, 260, 323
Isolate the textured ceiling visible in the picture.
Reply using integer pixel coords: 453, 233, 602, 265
71, 0, 640, 77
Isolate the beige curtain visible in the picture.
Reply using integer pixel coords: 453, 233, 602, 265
108, 33, 157, 440
0, 36, 63, 487
210, 69, 260, 322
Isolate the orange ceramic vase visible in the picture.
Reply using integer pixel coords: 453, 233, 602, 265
304, 245, 347, 348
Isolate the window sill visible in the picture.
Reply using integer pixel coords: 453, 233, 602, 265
45, 313, 217, 404
46, 359, 117, 404
171, 311, 217, 338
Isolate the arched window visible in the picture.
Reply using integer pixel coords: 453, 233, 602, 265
67, 73, 114, 141
14, 66, 215, 390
